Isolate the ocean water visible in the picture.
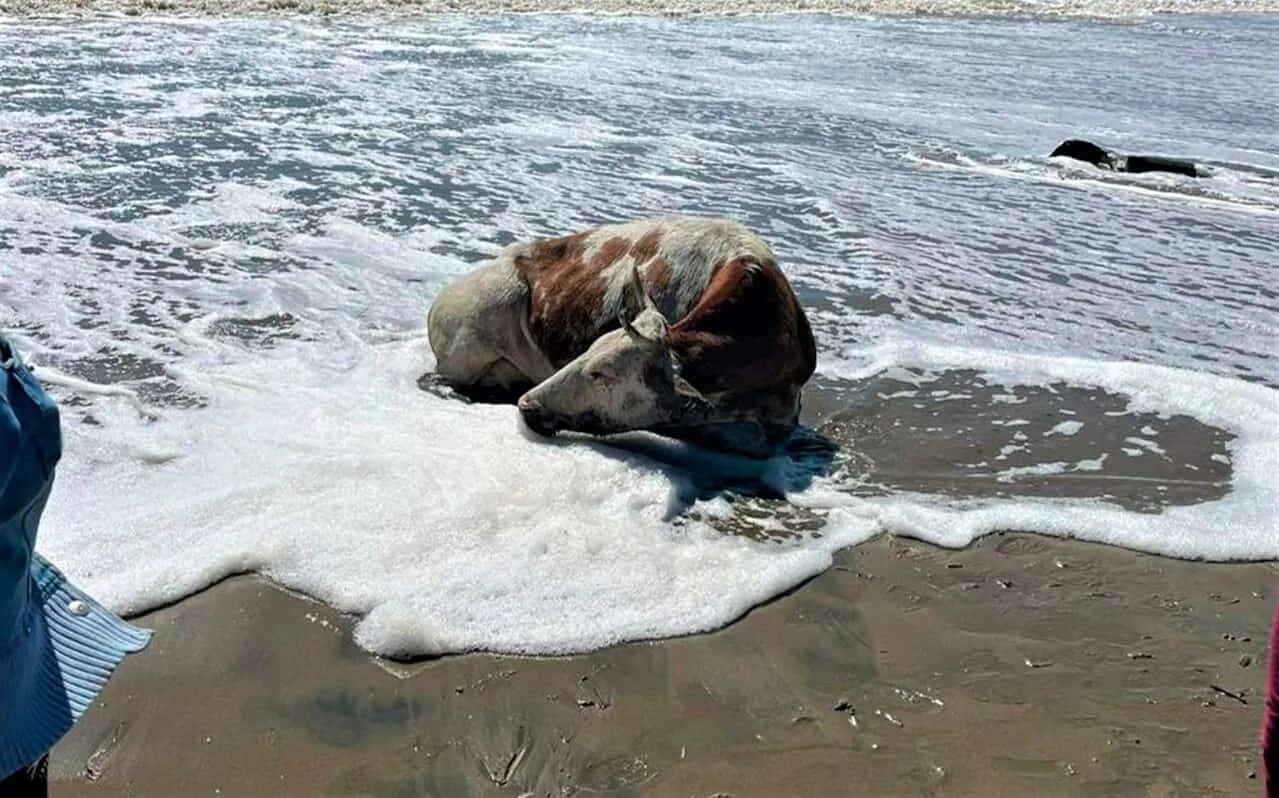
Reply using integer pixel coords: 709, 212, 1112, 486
1, 12, 1276, 657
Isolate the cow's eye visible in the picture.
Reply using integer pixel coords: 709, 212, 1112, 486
586, 368, 613, 383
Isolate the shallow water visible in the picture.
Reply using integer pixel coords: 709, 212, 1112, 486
1, 13, 1276, 656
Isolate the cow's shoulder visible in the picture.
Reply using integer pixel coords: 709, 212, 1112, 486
513, 226, 644, 368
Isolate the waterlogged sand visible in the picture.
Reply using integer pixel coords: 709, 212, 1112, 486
51, 534, 1275, 797
3, 0, 1277, 16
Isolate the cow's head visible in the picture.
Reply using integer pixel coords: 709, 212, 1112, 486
517, 267, 707, 439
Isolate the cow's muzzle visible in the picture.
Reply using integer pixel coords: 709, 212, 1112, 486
517, 397, 559, 437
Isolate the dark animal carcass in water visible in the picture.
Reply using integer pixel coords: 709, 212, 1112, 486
1050, 139, 1206, 177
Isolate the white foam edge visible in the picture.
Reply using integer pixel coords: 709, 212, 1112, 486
35, 330, 1279, 659
37, 333, 877, 658
29, 365, 161, 420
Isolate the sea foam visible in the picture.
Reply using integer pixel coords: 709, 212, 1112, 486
28, 325, 1278, 657
3, 14, 1276, 657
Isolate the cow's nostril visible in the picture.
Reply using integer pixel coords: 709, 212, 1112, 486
519, 401, 557, 437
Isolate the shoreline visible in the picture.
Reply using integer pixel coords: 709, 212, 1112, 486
52, 532, 1276, 796
3, 0, 1278, 18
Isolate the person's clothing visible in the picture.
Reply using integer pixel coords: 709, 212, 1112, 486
1, 336, 151, 780
1263, 598, 1279, 796
0, 753, 48, 797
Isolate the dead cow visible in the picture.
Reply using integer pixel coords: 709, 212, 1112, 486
427, 216, 816, 458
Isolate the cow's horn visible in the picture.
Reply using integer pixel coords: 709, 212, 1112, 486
628, 264, 658, 313
619, 309, 640, 338
620, 264, 661, 339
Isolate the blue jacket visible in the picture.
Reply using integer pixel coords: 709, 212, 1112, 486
0, 336, 150, 778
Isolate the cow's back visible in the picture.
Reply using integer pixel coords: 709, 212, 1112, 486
513, 216, 775, 369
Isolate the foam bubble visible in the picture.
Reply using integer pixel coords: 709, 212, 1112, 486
1125, 436, 1167, 456
995, 461, 1072, 482
1046, 420, 1084, 437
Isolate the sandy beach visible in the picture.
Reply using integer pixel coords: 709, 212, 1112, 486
50, 533, 1274, 796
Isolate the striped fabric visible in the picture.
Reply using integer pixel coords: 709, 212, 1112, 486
0, 555, 151, 779
2, 336, 151, 779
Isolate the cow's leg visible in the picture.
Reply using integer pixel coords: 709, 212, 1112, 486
428, 255, 551, 401
455, 357, 535, 404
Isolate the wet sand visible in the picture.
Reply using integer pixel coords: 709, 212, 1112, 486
51, 532, 1274, 797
